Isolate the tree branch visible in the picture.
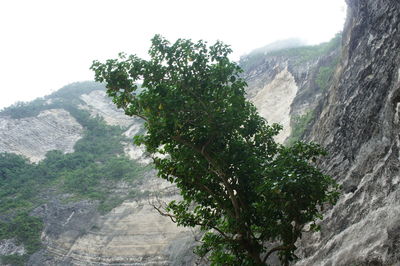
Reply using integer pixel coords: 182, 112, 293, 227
171, 135, 242, 220
150, 198, 230, 241
167, 164, 235, 218
262, 244, 295, 264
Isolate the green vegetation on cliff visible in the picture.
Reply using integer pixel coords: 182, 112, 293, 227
0, 81, 104, 119
240, 33, 342, 72
269, 33, 341, 62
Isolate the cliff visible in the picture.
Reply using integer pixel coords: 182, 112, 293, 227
241, 34, 341, 143
0, 109, 83, 162
295, 0, 400, 265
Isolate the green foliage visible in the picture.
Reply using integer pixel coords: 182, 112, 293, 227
62, 155, 145, 198
0, 154, 42, 214
73, 122, 124, 161
0, 254, 28, 266
91, 35, 340, 265
0, 213, 43, 253
0, 212, 43, 265
286, 111, 315, 146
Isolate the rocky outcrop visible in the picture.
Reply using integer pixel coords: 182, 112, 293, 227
123, 123, 152, 165
0, 87, 194, 265
28, 176, 195, 266
296, 0, 400, 265
0, 239, 25, 257
0, 109, 83, 162
80, 90, 152, 164
80, 90, 135, 127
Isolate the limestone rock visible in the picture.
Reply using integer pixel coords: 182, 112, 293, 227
0, 239, 26, 256
123, 123, 152, 165
251, 68, 298, 143
296, 0, 400, 265
0, 109, 83, 162
30, 177, 195, 266
243, 37, 340, 143
80, 90, 135, 127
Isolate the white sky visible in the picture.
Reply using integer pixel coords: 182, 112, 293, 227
0, 0, 346, 109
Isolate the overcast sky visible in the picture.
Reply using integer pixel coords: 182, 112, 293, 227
0, 0, 346, 109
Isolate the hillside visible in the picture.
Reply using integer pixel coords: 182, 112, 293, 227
0, 83, 193, 265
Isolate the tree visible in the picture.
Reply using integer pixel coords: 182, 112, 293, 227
91, 35, 339, 265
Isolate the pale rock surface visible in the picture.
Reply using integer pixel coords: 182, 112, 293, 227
0, 239, 26, 256
123, 123, 152, 165
81, 89, 151, 164
37, 176, 195, 265
124, 144, 151, 165
0, 109, 83, 162
80, 90, 134, 127
251, 68, 298, 143
242, 40, 339, 144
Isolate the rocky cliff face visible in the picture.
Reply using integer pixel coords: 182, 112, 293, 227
80, 90, 135, 127
296, 0, 400, 265
29, 175, 194, 266
0, 109, 83, 162
251, 68, 298, 143
242, 35, 341, 143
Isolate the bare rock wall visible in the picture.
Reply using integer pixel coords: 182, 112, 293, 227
0, 109, 83, 162
296, 1, 400, 265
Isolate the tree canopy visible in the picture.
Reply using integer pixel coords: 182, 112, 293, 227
91, 35, 339, 265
